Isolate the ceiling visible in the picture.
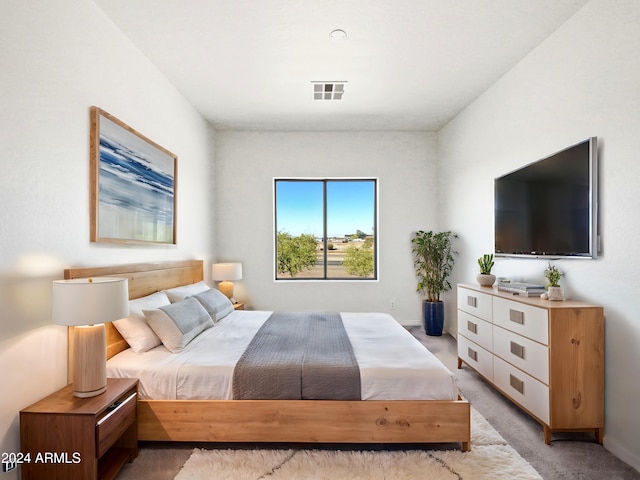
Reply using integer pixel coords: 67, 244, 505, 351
93, 0, 589, 131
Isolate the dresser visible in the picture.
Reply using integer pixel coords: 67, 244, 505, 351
456, 284, 604, 444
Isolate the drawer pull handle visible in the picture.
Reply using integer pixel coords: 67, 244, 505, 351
467, 296, 477, 308
467, 321, 477, 334
510, 341, 525, 359
468, 347, 478, 362
97, 391, 137, 426
509, 309, 524, 325
510, 374, 525, 394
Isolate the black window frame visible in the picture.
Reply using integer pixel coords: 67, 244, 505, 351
274, 178, 378, 281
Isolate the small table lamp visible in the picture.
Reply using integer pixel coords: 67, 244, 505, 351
211, 263, 242, 301
52, 277, 129, 398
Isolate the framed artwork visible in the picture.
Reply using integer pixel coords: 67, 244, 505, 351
90, 106, 177, 245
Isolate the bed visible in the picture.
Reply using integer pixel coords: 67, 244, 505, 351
65, 260, 470, 450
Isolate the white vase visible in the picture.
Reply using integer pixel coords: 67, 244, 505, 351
476, 274, 496, 287
548, 286, 565, 301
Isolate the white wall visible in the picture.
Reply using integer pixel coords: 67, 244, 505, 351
0, 1, 215, 477
438, 0, 640, 470
214, 131, 439, 324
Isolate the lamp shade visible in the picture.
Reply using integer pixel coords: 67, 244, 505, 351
211, 263, 243, 281
52, 277, 129, 326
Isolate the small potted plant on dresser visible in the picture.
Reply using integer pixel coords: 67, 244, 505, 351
476, 254, 496, 287
411, 230, 457, 336
544, 263, 565, 300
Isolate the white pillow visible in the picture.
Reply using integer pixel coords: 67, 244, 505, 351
144, 297, 214, 353
192, 288, 234, 322
112, 291, 169, 353
164, 281, 210, 303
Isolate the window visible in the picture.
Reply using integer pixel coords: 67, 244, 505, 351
274, 178, 377, 280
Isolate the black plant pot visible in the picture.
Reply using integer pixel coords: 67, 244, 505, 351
423, 300, 445, 336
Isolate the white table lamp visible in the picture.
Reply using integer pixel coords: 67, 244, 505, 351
211, 263, 242, 301
52, 277, 129, 398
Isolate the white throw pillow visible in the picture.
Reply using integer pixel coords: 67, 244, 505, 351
112, 291, 169, 353
144, 297, 214, 353
192, 288, 234, 322
163, 281, 210, 303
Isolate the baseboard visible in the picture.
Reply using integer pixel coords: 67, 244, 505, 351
604, 435, 640, 474
398, 319, 422, 327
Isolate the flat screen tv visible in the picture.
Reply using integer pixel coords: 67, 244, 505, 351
494, 137, 598, 259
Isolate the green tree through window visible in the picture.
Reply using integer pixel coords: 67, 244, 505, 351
274, 179, 377, 280
276, 232, 317, 277
343, 238, 374, 277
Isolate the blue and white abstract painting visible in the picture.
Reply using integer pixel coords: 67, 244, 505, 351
97, 114, 176, 243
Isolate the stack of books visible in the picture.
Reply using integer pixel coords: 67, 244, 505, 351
497, 281, 546, 296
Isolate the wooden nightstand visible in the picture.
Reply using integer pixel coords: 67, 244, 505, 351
233, 302, 245, 310
20, 378, 138, 480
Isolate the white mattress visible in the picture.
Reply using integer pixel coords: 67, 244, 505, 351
106, 310, 458, 401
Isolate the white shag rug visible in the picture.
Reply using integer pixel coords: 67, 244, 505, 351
175, 408, 542, 480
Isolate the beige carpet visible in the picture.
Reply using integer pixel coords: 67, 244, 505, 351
174, 407, 542, 480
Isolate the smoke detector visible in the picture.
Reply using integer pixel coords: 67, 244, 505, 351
329, 29, 347, 43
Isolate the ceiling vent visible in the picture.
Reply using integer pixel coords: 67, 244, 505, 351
312, 82, 346, 100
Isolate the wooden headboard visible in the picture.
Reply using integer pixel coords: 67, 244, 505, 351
64, 260, 204, 381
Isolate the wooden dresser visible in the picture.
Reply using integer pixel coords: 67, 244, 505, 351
456, 284, 604, 444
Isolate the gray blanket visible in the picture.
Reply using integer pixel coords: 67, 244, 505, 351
232, 312, 361, 400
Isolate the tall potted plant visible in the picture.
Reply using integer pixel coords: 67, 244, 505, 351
411, 230, 456, 336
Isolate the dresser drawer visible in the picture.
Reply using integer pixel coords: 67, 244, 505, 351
458, 335, 493, 382
457, 287, 492, 322
493, 325, 549, 384
96, 389, 137, 458
458, 310, 492, 352
494, 356, 549, 424
493, 297, 548, 345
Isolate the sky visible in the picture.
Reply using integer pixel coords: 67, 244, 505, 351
275, 179, 376, 238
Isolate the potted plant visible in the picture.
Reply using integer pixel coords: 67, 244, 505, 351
476, 253, 496, 286
544, 263, 564, 301
411, 230, 456, 336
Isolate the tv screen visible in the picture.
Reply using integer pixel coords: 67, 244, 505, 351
494, 137, 598, 258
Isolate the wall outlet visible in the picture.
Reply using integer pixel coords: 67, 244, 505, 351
390, 300, 396, 309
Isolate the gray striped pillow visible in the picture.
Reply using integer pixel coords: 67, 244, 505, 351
192, 288, 234, 322
144, 297, 213, 352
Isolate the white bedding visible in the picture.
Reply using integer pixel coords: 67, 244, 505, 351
106, 310, 458, 401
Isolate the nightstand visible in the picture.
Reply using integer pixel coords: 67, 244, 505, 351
233, 302, 245, 310
20, 378, 138, 480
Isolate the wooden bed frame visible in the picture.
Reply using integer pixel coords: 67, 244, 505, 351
65, 260, 471, 450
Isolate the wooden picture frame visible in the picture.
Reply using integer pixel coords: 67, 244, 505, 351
90, 106, 177, 245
